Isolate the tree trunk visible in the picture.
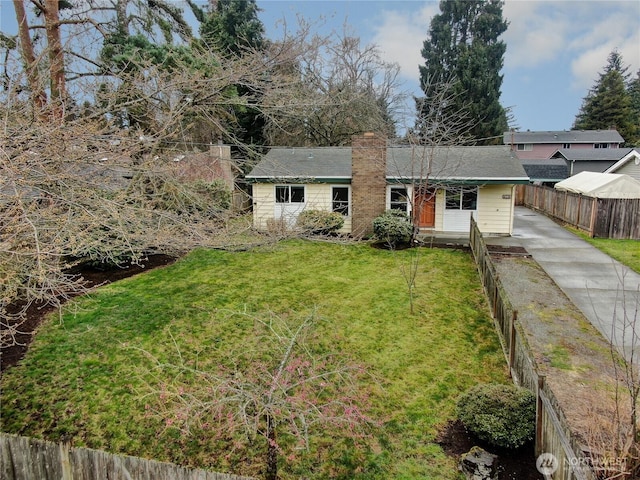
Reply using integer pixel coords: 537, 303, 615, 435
265, 414, 278, 480
41, 0, 66, 120
12, 0, 47, 117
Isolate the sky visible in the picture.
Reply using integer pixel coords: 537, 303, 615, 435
1, 0, 639, 134
255, 0, 640, 133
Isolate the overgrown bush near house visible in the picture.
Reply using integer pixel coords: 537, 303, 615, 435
297, 210, 344, 235
130, 172, 231, 217
457, 383, 536, 449
373, 210, 413, 248
69, 176, 232, 269
192, 179, 232, 211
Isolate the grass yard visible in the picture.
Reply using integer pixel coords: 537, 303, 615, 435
1, 240, 507, 479
567, 227, 640, 273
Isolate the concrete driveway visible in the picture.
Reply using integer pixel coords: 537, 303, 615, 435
488, 206, 640, 362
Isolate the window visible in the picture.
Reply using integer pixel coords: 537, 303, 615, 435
563, 143, 571, 149
517, 143, 533, 151
275, 185, 304, 203
595, 143, 609, 149
390, 187, 409, 212
445, 187, 477, 210
332, 187, 349, 216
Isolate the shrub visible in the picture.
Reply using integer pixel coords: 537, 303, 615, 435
131, 173, 231, 217
297, 210, 344, 235
372, 210, 413, 247
457, 383, 536, 449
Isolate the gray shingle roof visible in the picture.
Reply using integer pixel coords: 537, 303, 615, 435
503, 130, 624, 144
522, 160, 569, 182
246, 145, 529, 183
246, 147, 352, 179
551, 147, 634, 162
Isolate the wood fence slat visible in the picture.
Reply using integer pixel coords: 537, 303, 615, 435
522, 185, 640, 239
0, 433, 254, 480
1, 434, 16, 480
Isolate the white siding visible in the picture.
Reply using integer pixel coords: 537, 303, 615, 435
476, 184, 515, 235
254, 182, 515, 235
614, 159, 640, 182
434, 189, 445, 232
252, 183, 352, 233
252, 183, 275, 230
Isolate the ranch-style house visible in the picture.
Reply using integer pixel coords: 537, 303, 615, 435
246, 133, 529, 237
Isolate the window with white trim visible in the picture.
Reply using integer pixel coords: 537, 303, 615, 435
332, 186, 350, 216
389, 186, 409, 213
517, 143, 533, 151
275, 185, 305, 203
445, 187, 477, 210
594, 143, 609, 149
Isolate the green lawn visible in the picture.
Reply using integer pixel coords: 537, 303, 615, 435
1, 240, 507, 479
567, 227, 640, 273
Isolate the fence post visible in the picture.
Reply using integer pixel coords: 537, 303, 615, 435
589, 197, 597, 237
60, 441, 72, 480
535, 375, 545, 458
509, 311, 517, 369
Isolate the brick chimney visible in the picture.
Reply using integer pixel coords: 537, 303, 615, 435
351, 132, 387, 237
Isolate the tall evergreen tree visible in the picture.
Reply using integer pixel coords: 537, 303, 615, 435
200, 0, 265, 56
416, 0, 508, 145
574, 50, 638, 146
200, 0, 267, 146
628, 70, 640, 146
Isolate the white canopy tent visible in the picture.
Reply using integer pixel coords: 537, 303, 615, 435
554, 171, 640, 199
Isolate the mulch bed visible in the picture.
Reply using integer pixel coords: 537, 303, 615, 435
437, 420, 543, 480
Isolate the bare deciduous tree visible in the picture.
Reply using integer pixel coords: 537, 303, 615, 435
1, 13, 404, 357
137, 310, 377, 480
262, 27, 405, 146
602, 268, 640, 478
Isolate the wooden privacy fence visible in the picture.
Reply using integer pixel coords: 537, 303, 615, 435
520, 184, 640, 239
470, 217, 596, 480
0, 433, 254, 480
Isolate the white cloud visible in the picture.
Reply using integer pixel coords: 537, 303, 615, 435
567, 3, 640, 90
571, 37, 640, 90
502, 1, 639, 90
370, 3, 439, 85
502, 0, 570, 68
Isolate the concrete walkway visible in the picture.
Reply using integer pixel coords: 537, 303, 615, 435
487, 206, 640, 362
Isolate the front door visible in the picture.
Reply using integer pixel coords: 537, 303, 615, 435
414, 187, 436, 228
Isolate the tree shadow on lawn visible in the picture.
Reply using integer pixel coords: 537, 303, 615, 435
1, 255, 177, 373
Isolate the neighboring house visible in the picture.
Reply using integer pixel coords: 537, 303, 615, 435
504, 130, 624, 160
551, 148, 637, 176
246, 133, 529, 237
1, 144, 242, 209
170, 144, 236, 191
521, 159, 569, 185
604, 148, 640, 181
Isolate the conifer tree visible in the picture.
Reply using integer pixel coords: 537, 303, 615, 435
628, 71, 640, 146
416, 0, 508, 145
200, 0, 267, 146
200, 0, 265, 56
574, 50, 638, 146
